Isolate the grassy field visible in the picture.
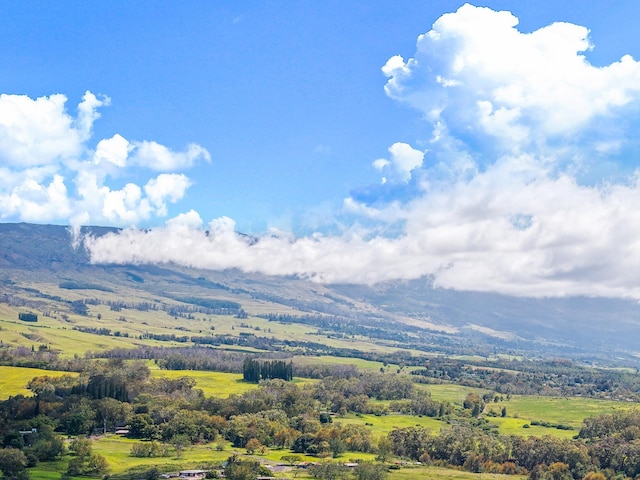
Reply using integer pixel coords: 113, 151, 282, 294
149, 368, 258, 398
0, 365, 78, 399
480, 395, 637, 438
484, 416, 575, 439
92, 436, 228, 474
338, 412, 444, 435
496, 395, 635, 429
419, 383, 491, 404
293, 354, 398, 372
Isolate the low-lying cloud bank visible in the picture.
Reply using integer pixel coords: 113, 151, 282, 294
83, 160, 640, 299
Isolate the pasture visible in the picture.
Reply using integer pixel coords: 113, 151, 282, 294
420, 383, 491, 403
149, 368, 258, 397
293, 354, 396, 372
0, 366, 78, 399
339, 412, 444, 435
497, 394, 634, 429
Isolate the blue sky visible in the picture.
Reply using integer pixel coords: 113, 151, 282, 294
4, 2, 640, 298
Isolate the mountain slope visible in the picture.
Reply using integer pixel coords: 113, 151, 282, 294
0, 223, 638, 363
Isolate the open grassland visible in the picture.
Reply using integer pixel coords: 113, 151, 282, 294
28, 462, 68, 480
484, 416, 575, 439
149, 368, 258, 397
0, 366, 78, 399
498, 395, 635, 429
481, 395, 637, 438
91, 436, 228, 474
338, 412, 444, 435
420, 383, 491, 404
293, 354, 398, 372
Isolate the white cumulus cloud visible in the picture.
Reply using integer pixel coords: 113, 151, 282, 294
373, 142, 425, 182
131, 141, 211, 171
0, 93, 88, 167
383, 3, 640, 154
0, 91, 209, 226
93, 134, 132, 168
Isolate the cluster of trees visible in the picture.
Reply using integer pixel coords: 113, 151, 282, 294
577, 410, 640, 478
0, 416, 66, 480
385, 423, 597, 478
412, 357, 640, 401
18, 313, 38, 323
88, 346, 250, 373
0, 345, 79, 371
243, 358, 293, 383
82, 296, 241, 316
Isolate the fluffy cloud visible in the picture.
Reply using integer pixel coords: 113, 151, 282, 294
382, 3, 640, 154
0, 92, 104, 167
94, 134, 131, 168
131, 141, 211, 171
83, 5, 640, 300
0, 91, 209, 226
373, 142, 424, 183
3, 175, 71, 222
144, 174, 192, 216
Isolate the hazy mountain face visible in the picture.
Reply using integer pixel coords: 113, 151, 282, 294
1, 223, 639, 363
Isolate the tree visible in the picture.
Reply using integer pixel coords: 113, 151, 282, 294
245, 437, 263, 455
66, 439, 108, 476
223, 455, 266, 480
24, 419, 65, 462
128, 413, 159, 440
26, 434, 65, 462
95, 397, 131, 434
280, 454, 302, 466
243, 358, 261, 383
274, 427, 299, 449
69, 438, 92, 458
328, 437, 346, 458
308, 462, 349, 480
170, 434, 190, 458
582, 474, 606, 480
60, 400, 96, 435
353, 462, 388, 480
463, 392, 485, 417
546, 462, 572, 480
376, 436, 394, 462
0, 448, 29, 480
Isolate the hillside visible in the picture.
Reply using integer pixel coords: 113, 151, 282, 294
0, 222, 639, 364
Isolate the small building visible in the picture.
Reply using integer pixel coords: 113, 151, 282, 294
178, 470, 207, 480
